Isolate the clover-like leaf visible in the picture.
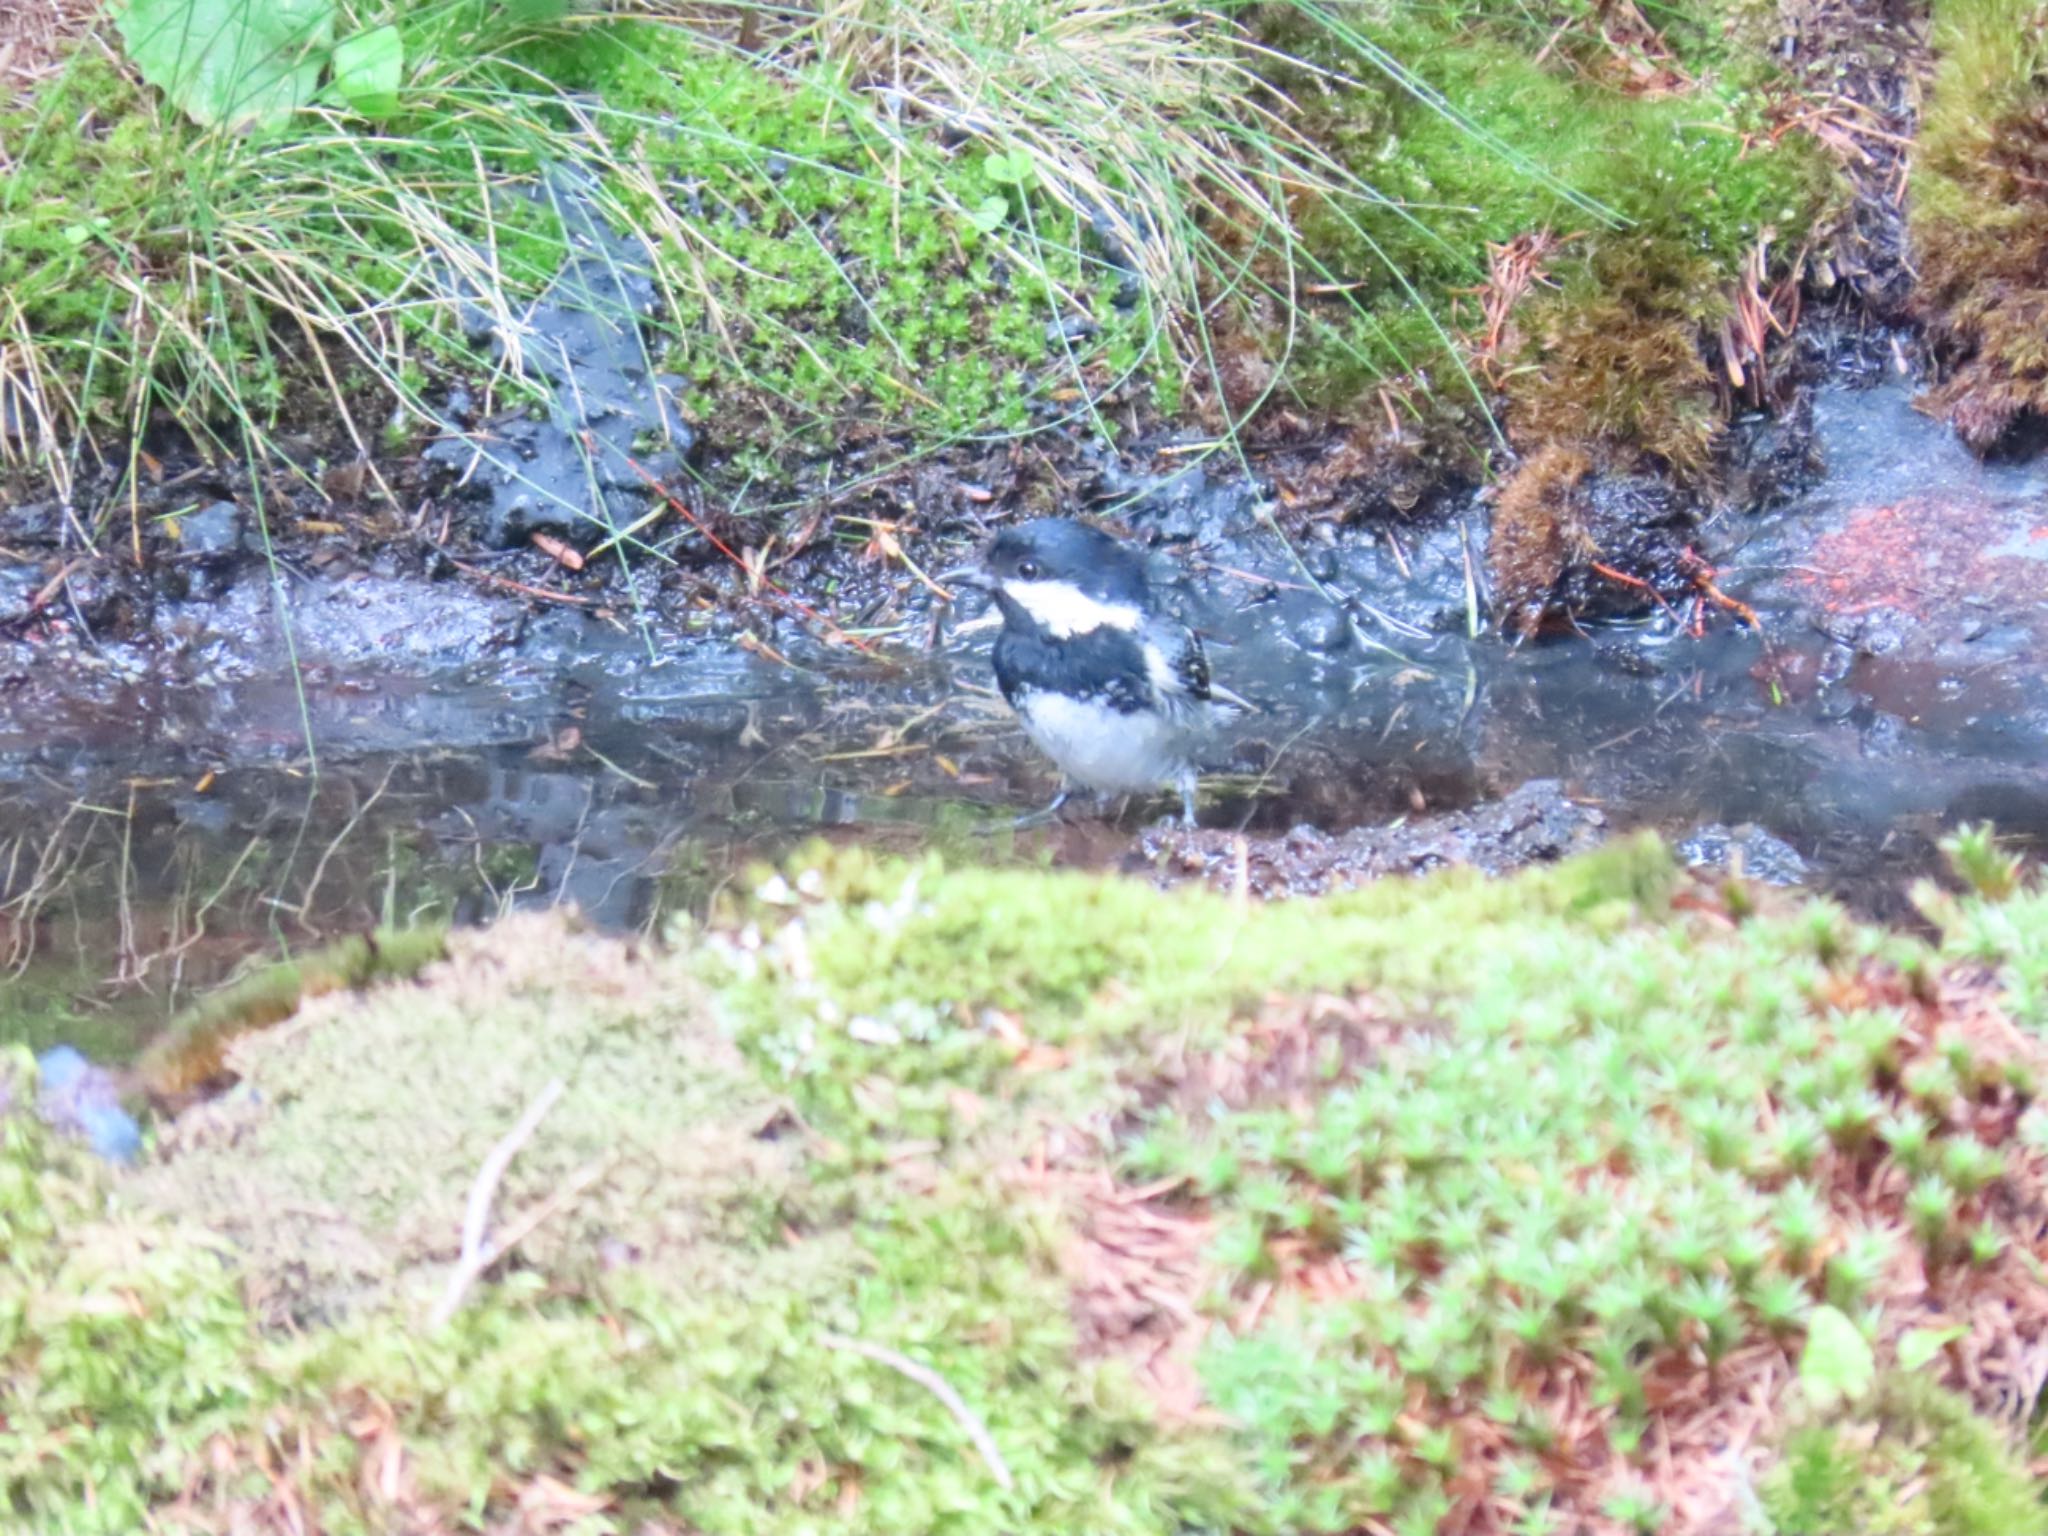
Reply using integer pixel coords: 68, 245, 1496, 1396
966, 195, 1011, 235
983, 149, 1036, 187
1897, 1324, 1966, 1373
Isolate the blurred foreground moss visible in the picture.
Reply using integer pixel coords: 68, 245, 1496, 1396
7, 834, 2048, 1533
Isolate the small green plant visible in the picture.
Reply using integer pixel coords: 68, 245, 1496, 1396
1942, 823, 2025, 901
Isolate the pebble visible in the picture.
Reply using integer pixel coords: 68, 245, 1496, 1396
1677, 824, 1810, 887
1294, 602, 1353, 653
176, 500, 242, 558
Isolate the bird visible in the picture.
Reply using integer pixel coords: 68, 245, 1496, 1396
940, 518, 1250, 827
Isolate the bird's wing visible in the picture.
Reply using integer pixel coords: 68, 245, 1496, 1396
1205, 677, 1255, 715
1141, 620, 1252, 714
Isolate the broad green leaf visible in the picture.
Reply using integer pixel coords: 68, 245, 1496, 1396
330, 24, 402, 118
1897, 1325, 1966, 1373
114, 0, 336, 131
1799, 1305, 1875, 1411
504, 0, 573, 22
966, 195, 1010, 235
983, 150, 1035, 188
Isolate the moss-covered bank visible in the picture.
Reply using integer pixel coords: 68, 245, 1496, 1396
0, 0, 1840, 517
9, 832, 2048, 1533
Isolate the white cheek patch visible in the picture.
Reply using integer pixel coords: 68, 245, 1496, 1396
1001, 578, 1141, 639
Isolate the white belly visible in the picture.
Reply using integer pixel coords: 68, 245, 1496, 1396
1013, 692, 1192, 793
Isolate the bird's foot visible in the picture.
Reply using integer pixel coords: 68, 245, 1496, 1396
1010, 786, 1072, 830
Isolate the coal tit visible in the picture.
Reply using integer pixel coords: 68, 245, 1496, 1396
942, 518, 1249, 826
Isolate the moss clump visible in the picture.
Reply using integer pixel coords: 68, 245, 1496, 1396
6, 923, 1251, 1534
1761, 1375, 2048, 1535
711, 832, 1676, 1147
1500, 236, 1729, 478
137, 923, 448, 1101
1911, 0, 2048, 452
1257, 4, 1832, 475
16, 835, 2048, 1532
129, 915, 803, 1322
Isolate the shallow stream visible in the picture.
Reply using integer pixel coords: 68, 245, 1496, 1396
4, 367, 2046, 1059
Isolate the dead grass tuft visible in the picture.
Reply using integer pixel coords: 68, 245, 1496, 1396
0, 0, 98, 101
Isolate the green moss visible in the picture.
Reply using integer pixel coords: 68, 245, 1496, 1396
0, 6, 1153, 478
137, 923, 448, 1099
1910, 0, 2048, 450
1762, 1375, 2048, 1536
6, 915, 1252, 1533
1258, 5, 1834, 470
14, 838, 2048, 1532
712, 833, 1674, 1146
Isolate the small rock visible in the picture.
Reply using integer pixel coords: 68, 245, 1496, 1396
0, 500, 61, 546
175, 500, 242, 558
1294, 603, 1352, 654
0, 564, 44, 627
1045, 315, 1098, 347
1678, 823, 1809, 886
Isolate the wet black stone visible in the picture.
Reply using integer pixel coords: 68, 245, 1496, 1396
418, 168, 697, 550
0, 501, 61, 546
0, 565, 44, 626
1294, 603, 1352, 654
1678, 823, 1810, 886
177, 501, 242, 558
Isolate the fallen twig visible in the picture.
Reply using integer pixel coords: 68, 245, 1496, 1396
820, 1333, 1015, 1491
449, 560, 595, 607
612, 447, 880, 654
28, 557, 91, 616
431, 1078, 570, 1328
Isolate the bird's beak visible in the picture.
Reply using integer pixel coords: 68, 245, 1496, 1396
935, 565, 991, 598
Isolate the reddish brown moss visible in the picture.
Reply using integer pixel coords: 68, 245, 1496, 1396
1488, 442, 1596, 636
1501, 239, 1728, 481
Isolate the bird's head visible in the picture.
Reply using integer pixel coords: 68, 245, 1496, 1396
942, 519, 1151, 638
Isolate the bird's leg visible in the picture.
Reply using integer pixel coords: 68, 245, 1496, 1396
1176, 769, 1199, 830
1011, 782, 1072, 829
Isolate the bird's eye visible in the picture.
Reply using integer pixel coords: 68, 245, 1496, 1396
1017, 559, 1041, 579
